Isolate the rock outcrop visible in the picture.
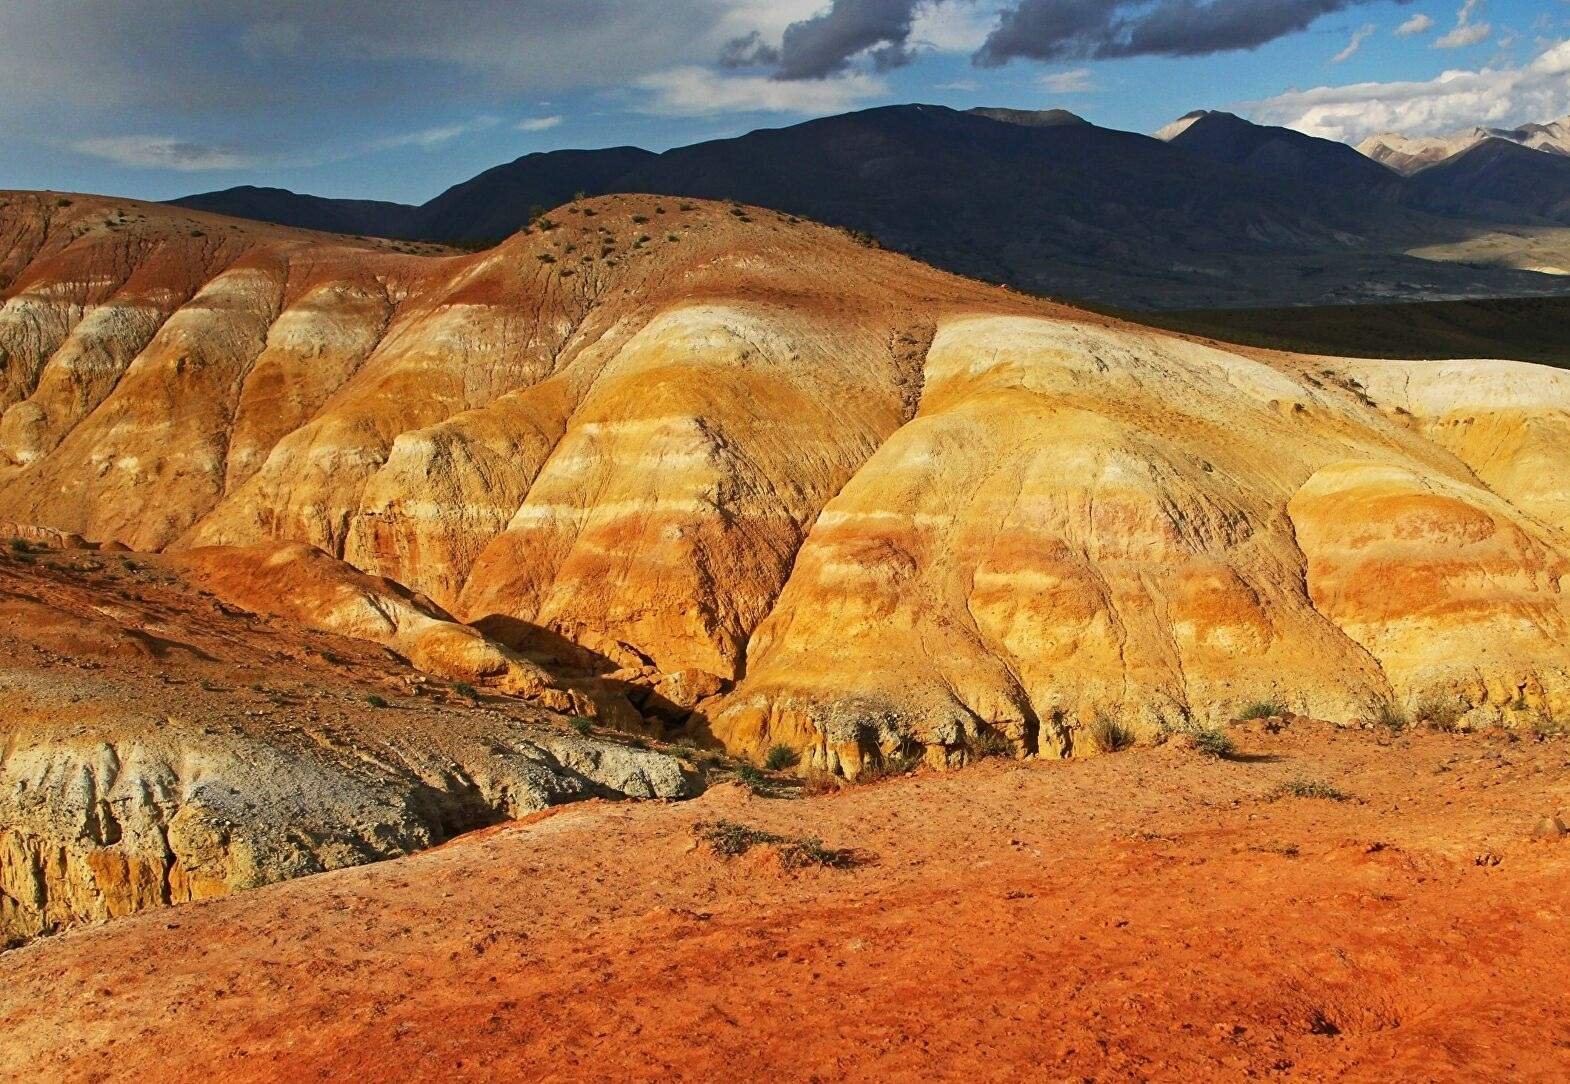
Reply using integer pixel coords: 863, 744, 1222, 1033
0, 542, 697, 944
2, 190, 1568, 780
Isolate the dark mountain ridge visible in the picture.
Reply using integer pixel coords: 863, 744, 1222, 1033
169, 104, 1570, 309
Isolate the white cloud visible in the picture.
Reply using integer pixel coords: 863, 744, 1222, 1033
70, 136, 256, 170
633, 66, 887, 116
369, 117, 500, 150
1040, 68, 1095, 93
1435, 0, 1491, 49
1331, 23, 1376, 63
909, 1, 1000, 54
516, 115, 564, 131
935, 79, 980, 92
1395, 13, 1434, 37
1249, 37, 1570, 144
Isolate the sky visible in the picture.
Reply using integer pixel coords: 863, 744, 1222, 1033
2, 0, 1566, 205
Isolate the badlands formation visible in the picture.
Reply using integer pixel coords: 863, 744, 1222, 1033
3, 188, 1570, 781
3, 189, 1570, 948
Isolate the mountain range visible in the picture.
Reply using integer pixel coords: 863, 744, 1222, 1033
1360, 115, 1570, 174
170, 105, 1570, 310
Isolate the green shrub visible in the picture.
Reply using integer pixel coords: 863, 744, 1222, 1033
1239, 700, 1287, 721
1090, 715, 1134, 753
1193, 726, 1235, 759
453, 682, 479, 701
764, 745, 799, 771
365, 694, 388, 709
735, 764, 767, 789
569, 717, 592, 736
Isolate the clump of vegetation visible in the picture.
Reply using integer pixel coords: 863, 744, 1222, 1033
1090, 715, 1135, 753
764, 745, 799, 771
365, 694, 389, 709
537, 252, 557, 263
1412, 692, 1462, 732
844, 228, 879, 247
666, 233, 680, 243
692, 820, 854, 870
735, 763, 767, 790
967, 728, 1014, 760
1239, 699, 1287, 721
1370, 699, 1408, 733
569, 717, 593, 736
7, 537, 31, 553
1270, 777, 1350, 801
453, 682, 479, 701
1192, 725, 1235, 759
631, 214, 649, 224
857, 745, 922, 782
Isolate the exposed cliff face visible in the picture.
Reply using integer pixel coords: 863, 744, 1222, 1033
2, 190, 1568, 781
0, 543, 697, 945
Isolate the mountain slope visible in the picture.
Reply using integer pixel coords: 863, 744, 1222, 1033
1405, 138, 1570, 224
171, 185, 424, 239
1163, 110, 1401, 196
3, 190, 1568, 783
416, 146, 658, 243
167, 105, 1570, 309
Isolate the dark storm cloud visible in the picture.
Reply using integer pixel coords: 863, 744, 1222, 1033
771, 0, 930, 80
737, 0, 1412, 79
977, 0, 1416, 65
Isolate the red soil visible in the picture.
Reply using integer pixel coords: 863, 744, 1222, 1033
3, 724, 1569, 1082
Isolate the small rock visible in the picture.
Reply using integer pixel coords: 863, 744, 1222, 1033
1532, 814, 1568, 841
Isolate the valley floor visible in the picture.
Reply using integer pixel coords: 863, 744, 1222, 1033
3, 724, 1568, 1081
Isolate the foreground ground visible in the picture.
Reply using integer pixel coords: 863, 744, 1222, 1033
3, 723, 1567, 1081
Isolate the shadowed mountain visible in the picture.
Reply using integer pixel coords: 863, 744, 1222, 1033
1161, 110, 1401, 197
416, 146, 658, 244
170, 185, 424, 239
170, 104, 1570, 309
1404, 139, 1570, 225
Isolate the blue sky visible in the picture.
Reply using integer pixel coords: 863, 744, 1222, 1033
2, 0, 1565, 204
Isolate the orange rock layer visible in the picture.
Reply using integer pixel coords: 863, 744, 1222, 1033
2, 190, 1568, 773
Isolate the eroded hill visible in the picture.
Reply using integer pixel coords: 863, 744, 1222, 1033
2, 189, 1569, 786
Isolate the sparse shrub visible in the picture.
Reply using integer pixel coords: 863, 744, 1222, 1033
967, 728, 1014, 760
1192, 725, 1235, 759
691, 820, 853, 870
631, 214, 649, 224
365, 694, 388, 709
7, 538, 29, 553
1239, 700, 1287, 721
1412, 692, 1462, 732
764, 745, 799, 771
858, 745, 922, 782
1270, 777, 1350, 801
1090, 715, 1134, 753
666, 233, 679, 242
1371, 700, 1408, 733
735, 764, 767, 789
537, 252, 557, 263
453, 682, 479, 701
569, 717, 592, 736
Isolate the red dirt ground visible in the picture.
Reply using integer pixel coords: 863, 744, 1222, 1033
3, 723, 1569, 1082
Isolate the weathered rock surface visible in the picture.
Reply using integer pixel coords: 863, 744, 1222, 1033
2, 190, 1568, 779
0, 544, 697, 944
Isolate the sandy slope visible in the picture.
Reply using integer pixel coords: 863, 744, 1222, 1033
3, 724, 1567, 1081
